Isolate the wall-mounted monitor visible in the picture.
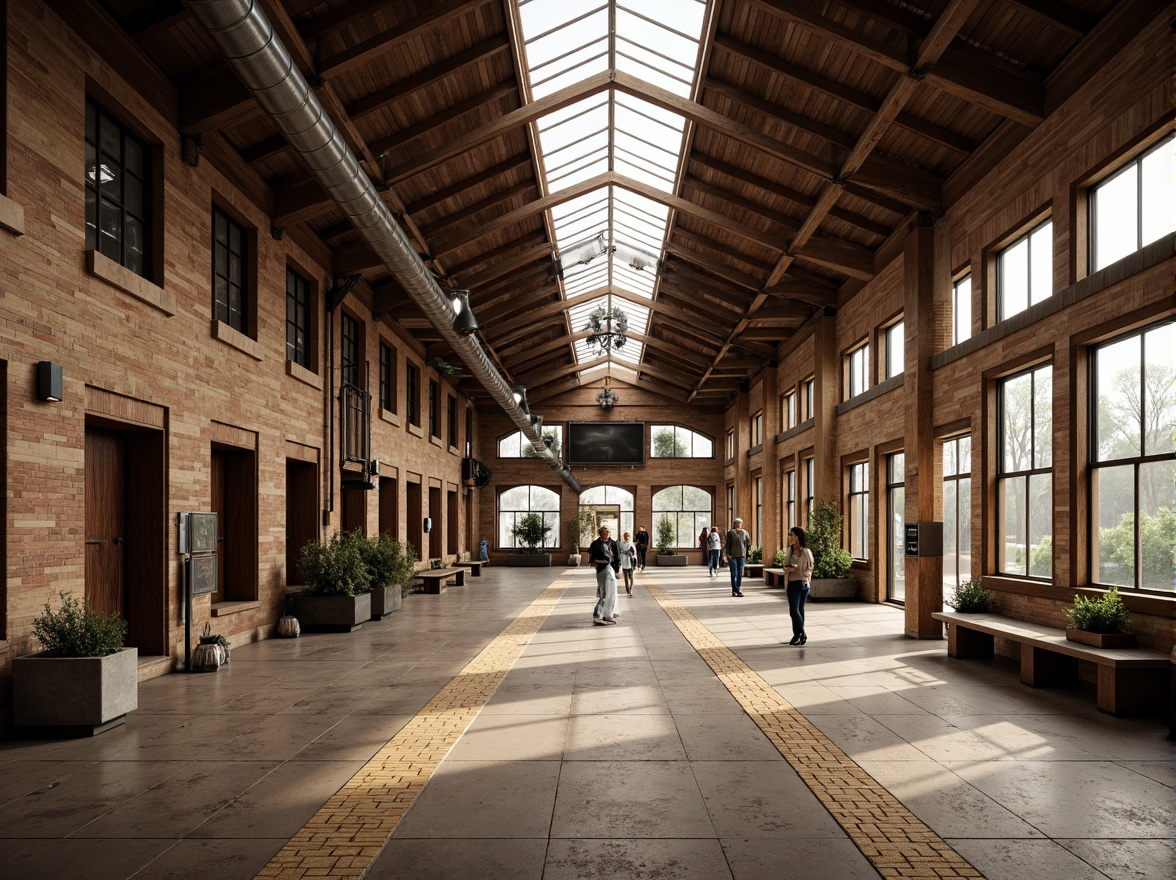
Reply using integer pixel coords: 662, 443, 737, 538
568, 421, 644, 466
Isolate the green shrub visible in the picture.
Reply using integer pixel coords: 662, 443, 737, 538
772, 549, 788, 567
1066, 586, 1130, 633
32, 591, 127, 657
809, 499, 853, 579
945, 578, 991, 613
509, 512, 551, 553
748, 546, 763, 564
299, 530, 372, 597
362, 534, 417, 596
655, 516, 675, 555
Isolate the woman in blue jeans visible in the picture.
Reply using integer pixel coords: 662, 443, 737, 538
782, 526, 814, 645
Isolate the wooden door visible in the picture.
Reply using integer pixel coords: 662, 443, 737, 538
211, 448, 226, 601
85, 428, 125, 617
286, 460, 318, 585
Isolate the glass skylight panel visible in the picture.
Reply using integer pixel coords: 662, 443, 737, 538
519, 2, 608, 98
615, 2, 704, 96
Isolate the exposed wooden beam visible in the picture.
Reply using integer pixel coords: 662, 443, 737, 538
423, 182, 536, 242
317, 0, 482, 78
346, 36, 511, 121
1000, 0, 1095, 38
370, 80, 519, 158
405, 154, 532, 216
460, 241, 553, 291
672, 227, 776, 277
663, 243, 764, 293
445, 232, 547, 278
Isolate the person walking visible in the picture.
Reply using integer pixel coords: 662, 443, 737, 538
589, 526, 620, 624
707, 525, 722, 577
618, 530, 636, 596
698, 527, 710, 566
723, 517, 752, 597
782, 526, 814, 644
634, 525, 649, 571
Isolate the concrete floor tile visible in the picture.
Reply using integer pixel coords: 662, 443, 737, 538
806, 713, 934, 762
394, 760, 560, 838
543, 838, 731, 880
447, 714, 568, 761
570, 684, 671, 715
0, 838, 172, 880
692, 761, 846, 838
565, 714, 686, 761
673, 712, 782, 761
292, 713, 413, 761
721, 838, 881, 880
368, 838, 548, 879
551, 762, 715, 839
138, 838, 287, 879
1057, 838, 1176, 880
949, 838, 1109, 880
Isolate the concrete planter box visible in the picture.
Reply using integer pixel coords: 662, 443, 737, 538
657, 554, 688, 566
13, 647, 138, 735
810, 577, 857, 600
292, 593, 371, 631
567, 554, 582, 566
507, 553, 551, 567
1066, 627, 1136, 649
369, 585, 403, 620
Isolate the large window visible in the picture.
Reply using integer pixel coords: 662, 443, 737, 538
579, 485, 636, 540
753, 475, 762, 547
997, 220, 1052, 321
1089, 135, 1174, 272
652, 485, 713, 549
943, 435, 972, 590
286, 268, 310, 368
887, 453, 905, 602
750, 411, 762, 447
340, 313, 360, 388
725, 430, 734, 460
885, 320, 904, 379
803, 377, 814, 420
804, 456, 814, 522
952, 275, 971, 346
498, 426, 563, 459
212, 206, 249, 333
379, 342, 395, 411
498, 485, 560, 549
405, 362, 420, 427
447, 395, 457, 448
849, 461, 869, 560
998, 364, 1052, 577
428, 380, 439, 438
783, 469, 795, 534
85, 97, 151, 278
1090, 322, 1176, 591
847, 343, 869, 399
650, 425, 713, 458
782, 391, 796, 430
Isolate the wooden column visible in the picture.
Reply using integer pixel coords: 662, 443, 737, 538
903, 220, 943, 639
812, 311, 839, 503
760, 369, 779, 556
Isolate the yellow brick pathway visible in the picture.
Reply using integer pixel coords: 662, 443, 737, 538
646, 582, 985, 880
254, 578, 570, 879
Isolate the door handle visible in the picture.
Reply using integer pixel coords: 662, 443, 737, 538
113, 537, 125, 545
85, 539, 103, 545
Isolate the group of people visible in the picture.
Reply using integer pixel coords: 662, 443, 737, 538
588, 517, 815, 645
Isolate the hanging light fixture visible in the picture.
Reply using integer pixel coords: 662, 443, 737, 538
448, 288, 479, 336
596, 378, 619, 408
583, 305, 629, 356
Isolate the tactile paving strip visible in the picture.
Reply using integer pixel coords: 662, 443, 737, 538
645, 582, 985, 880
254, 578, 570, 879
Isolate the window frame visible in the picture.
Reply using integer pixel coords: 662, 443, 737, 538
285, 266, 311, 369
782, 390, 796, 430
847, 342, 870, 399
405, 361, 421, 428
942, 434, 972, 591
212, 203, 253, 336
651, 484, 714, 549
447, 394, 458, 449
378, 341, 395, 411
428, 379, 439, 438
750, 411, 762, 447
85, 96, 153, 279
952, 274, 972, 347
803, 377, 814, 421
996, 218, 1052, 322
997, 363, 1053, 579
649, 425, 713, 458
498, 484, 561, 550
1088, 133, 1175, 274
848, 460, 869, 561
340, 312, 360, 389
884, 319, 904, 380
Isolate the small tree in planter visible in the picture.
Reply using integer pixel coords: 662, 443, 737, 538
295, 530, 372, 630
945, 578, 992, 613
567, 507, 596, 565
14, 592, 137, 734
508, 513, 553, 566
361, 533, 416, 619
807, 499, 856, 599
1065, 587, 1134, 647
655, 516, 686, 565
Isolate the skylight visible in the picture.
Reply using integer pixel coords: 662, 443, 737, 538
517, 0, 708, 375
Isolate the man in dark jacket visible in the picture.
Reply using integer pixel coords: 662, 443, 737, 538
589, 526, 620, 624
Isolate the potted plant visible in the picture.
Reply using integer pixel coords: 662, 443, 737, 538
13, 591, 137, 735
944, 578, 992, 613
293, 530, 372, 630
361, 533, 416, 619
1065, 586, 1135, 648
655, 515, 687, 565
807, 499, 857, 600
507, 512, 552, 566
192, 622, 229, 672
567, 508, 596, 566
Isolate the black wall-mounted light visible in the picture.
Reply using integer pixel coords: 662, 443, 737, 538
512, 385, 529, 416
449, 289, 479, 336
36, 361, 63, 402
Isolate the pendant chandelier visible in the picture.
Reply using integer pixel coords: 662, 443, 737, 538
583, 305, 629, 356
596, 378, 619, 408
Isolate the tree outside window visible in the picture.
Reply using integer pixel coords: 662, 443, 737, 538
1090, 321, 1175, 591
498, 485, 560, 550
650, 425, 711, 458
849, 461, 869, 560
499, 427, 563, 459
998, 364, 1052, 577
943, 435, 972, 590
652, 485, 712, 548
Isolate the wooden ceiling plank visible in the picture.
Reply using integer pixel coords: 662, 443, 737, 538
460, 241, 553, 290
743, 0, 909, 73
672, 227, 776, 277
346, 35, 511, 121
793, 237, 874, 279
404, 154, 532, 215
445, 231, 547, 277
121, 1, 188, 40
370, 80, 519, 158
926, 49, 1044, 126
273, 176, 332, 228
664, 243, 765, 293
999, 0, 1094, 39
423, 181, 536, 241
703, 76, 855, 150
318, 0, 482, 79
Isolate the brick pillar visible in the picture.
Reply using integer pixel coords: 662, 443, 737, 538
903, 221, 943, 639
812, 311, 839, 502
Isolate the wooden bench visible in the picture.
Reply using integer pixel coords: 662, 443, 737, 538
417, 567, 466, 594
744, 563, 764, 579
456, 560, 485, 577
763, 568, 787, 587
931, 611, 1168, 717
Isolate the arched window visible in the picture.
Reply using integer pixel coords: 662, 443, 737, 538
578, 485, 635, 540
498, 485, 560, 549
498, 426, 563, 459
652, 485, 713, 548
650, 425, 713, 458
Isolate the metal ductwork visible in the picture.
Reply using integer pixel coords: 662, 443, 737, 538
184, 0, 580, 493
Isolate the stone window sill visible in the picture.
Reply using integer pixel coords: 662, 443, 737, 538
212, 320, 263, 361
286, 359, 322, 390
87, 249, 175, 316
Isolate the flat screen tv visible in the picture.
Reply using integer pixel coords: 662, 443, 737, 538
568, 421, 645, 465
